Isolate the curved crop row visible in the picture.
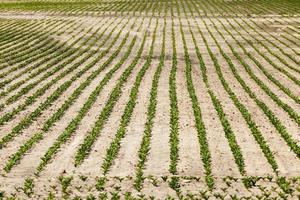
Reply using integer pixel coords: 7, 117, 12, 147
4, 17, 144, 173
134, 17, 164, 191
0, 23, 94, 97
35, 17, 142, 174
0, 20, 79, 72
182, 1, 246, 177
188, 0, 279, 173
204, 18, 300, 159
197, 0, 300, 77
176, 0, 214, 189
192, 0, 300, 117
0, 20, 46, 51
0, 19, 75, 62
0, 20, 77, 83
220, 0, 300, 57
0, 19, 60, 56
233, 19, 300, 78
0, 18, 115, 115
74, 17, 149, 167
0, 17, 131, 148
214, 18, 300, 125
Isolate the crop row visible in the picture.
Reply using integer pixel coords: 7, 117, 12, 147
0, 20, 67, 63
94, 17, 157, 192
0, 18, 110, 91
198, 0, 300, 77
134, 17, 163, 191
4, 17, 143, 173
35, 17, 142, 174
192, 0, 300, 124
182, 2, 246, 178
0, 20, 81, 90
0, 20, 47, 52
0, 0, 299, 16
0, 17, 131, 149
73, 17, 145, 167
225, 21, 300, 105
187, 0, 281, 174
202, 2, 299, 61
211, 21, 300, 159
168, 8, 179, 176
0, 19, 79, 74
192, 0, 300, 158
74, 17, 149, 167
189, 0, 299, 71
0, 22, 93, 97
0, 18, 114, 117
0, 20, 61, 72
0, 26, 89, 99
0, 0, 150, 172
175, 0, 214, 189
0, 19, 74, 62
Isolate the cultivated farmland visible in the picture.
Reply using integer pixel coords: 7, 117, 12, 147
0, 0, 300, 199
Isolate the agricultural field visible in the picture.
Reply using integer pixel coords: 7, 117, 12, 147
0, 0, 300, 199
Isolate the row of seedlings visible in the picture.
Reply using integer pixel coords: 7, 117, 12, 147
188, 0, 280, 178
181, 0, 247, 182
204, 15, 300, 160
4, 17, 145, 173
0, 17, 133, 149
134, 16, 166, 192
35, 16, 144, 174
0, 17, 119, 117
0, 23, 87, 98
0, 19, 79, 73
175, 0, 214, 190
0, 20, 81, 88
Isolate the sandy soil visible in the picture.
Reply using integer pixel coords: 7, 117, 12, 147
0, 8, 300, 199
